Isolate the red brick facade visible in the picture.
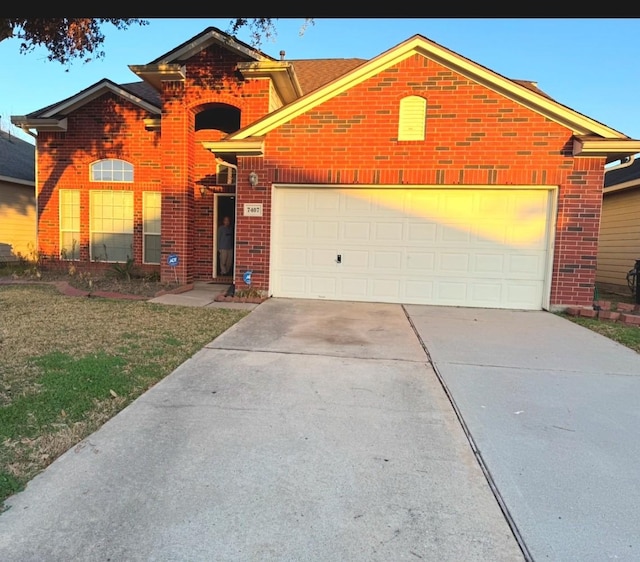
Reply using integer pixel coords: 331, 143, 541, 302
28, 29, 621, 309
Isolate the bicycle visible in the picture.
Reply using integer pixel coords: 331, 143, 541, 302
626, 259, 640, 299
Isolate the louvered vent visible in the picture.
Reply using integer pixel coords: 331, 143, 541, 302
398, 95, 426, 141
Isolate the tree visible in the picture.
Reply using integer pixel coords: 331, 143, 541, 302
0, 18, 313, 66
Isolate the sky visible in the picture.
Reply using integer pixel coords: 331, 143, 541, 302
2, 18, 640, 147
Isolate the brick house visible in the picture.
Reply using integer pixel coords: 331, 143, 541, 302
11, 26, 640, 310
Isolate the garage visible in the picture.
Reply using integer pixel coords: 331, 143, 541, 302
270, 185, 555, 310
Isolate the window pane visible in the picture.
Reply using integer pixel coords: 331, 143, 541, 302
143, 192, 162, 264
60, 189, 80, 260
90, 191, 134, 262
90, 159, 134, 182
144, 234, 161, 264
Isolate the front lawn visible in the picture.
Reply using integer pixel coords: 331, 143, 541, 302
0, 284, 248, 509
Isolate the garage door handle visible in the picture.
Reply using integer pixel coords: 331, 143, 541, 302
336, 254, 342, 264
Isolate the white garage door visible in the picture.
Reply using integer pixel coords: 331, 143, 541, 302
270, 186, 554, 310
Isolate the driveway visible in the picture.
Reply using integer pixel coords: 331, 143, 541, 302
0, 299, 522, 562
2, 299, 640, 561
406, 305, 640, 562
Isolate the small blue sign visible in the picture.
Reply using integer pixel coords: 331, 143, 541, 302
167, 253, 179, 267
243, 270, 252, 285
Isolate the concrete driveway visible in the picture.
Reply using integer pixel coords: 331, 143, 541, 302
0, 298, 522, 562
2, 299, 640, 561
406, 305, 640, 562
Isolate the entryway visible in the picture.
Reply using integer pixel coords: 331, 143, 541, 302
213, 194, 235, 280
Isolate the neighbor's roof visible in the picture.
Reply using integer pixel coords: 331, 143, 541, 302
604, 157, 640, 188
0, 129, 35, 183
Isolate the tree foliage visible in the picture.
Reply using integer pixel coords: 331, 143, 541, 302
0, 18, 313, 66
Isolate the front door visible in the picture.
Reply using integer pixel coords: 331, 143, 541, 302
214, 194, 235, 279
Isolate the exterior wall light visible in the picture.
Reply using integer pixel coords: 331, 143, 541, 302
248, 171, 259, 187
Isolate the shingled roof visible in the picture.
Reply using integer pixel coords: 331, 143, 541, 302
288, 59, 367, 94
0, 129, 35, 183
605, 157, 640, 188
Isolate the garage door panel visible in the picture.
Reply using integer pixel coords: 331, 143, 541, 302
341, 250, 369, 268
470, 283, 503, 304
309, 248, 338, 267
309, 276, 337, 297
439, 253, 470, 273
509, 253, 544, 276
372, 278, 401, 298
407, 222, 437, 242
506, 283, 541, 307
440, 224, 472, 243
272, 187, 551, 309
474, 254, 505, 274
340, 277, 369, 299
313, 191, 341, 211
343, 221, 371, 240
280, 219, 310, 238
405, 280, 434, 299
311, 220, 340, 239
406, 252, 436, 271
373, 222, 404, 241
373, 251, 403, 270
280, 248, 310, 266
435, 282, 469, 301
280, 275, 309, 295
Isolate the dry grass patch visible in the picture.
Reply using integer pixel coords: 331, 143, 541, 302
0, 284, 248, 507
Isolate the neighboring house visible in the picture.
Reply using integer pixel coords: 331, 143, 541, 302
10, 27, 640, 310
0, 129, 36, 262
596, 156, 640, 294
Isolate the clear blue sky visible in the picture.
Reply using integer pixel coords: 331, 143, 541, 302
3, 18, 640, 146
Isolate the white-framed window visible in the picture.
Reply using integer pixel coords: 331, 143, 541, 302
90, 190, 134, 262
398, 95, 427, 141
143, 191, 161, 264
59, 189, 80, 260
90, 159, 134, 182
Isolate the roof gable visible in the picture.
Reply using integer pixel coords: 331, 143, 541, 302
147, 26, 274, 65
37, 79, 161, 119
11, 79, 162, 133
229, 34, 630, 142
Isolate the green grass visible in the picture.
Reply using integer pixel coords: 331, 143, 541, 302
558, 315, 640, 354
0, 283, 248, 508
557, 285, 640, 354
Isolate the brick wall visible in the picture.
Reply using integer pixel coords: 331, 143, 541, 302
35, 48, 606, 307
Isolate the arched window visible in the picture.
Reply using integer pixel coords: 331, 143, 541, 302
398, 96, 426, 141
90, 159, 134, 182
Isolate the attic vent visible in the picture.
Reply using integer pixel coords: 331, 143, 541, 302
398, 95, 426, 141
216, 162, 237, 186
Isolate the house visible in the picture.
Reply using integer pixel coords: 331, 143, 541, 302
10, 26, 640, 310
595, 156, 640, 295
0, 129, 36, 262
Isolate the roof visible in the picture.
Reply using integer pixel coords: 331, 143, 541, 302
11, 27, 640, 162
604, 156, 640, 189
289, 59, 367, 94
0, 129, 35, 183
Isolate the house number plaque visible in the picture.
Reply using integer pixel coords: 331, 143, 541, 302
243, 203, 263, 217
